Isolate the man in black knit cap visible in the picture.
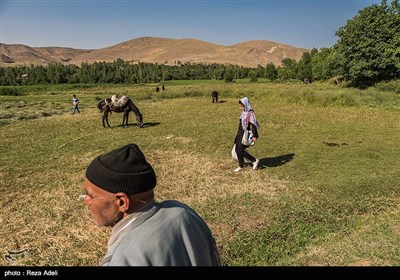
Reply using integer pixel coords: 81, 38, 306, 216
83, 143, 220, 266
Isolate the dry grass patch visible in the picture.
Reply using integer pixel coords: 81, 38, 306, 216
148, 148, 289, 264
0, 145, 288, 266
0, 186, 109, 266
0, 158, 110, 266
150, 149, 287, 204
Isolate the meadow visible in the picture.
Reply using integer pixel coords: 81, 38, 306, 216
1, 80, 400, 266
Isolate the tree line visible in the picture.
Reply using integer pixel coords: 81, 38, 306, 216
0, 58, 314, 86
0, 61, 257, 86
0, 0, 398, 87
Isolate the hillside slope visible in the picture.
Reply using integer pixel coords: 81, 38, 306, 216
0, 37, 309, 67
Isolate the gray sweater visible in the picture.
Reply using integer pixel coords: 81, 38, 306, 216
100, 200, 220, 266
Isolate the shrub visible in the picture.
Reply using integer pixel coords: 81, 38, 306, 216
374, 80, 400, 94
0, 87, 22, 96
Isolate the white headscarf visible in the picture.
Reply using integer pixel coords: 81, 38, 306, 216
240, 97, 260, 130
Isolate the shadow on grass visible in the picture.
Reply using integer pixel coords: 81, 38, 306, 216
113, 122, 160, 128
259, 153, 295, 169
142, 122, 161, 128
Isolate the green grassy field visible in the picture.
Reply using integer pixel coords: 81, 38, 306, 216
1, 81, 400, 266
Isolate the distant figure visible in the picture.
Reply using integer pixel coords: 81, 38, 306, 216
156, 86, 160, 92
72, 94, 80, 114
161, 84, 165, 91
211, 89, 219, 103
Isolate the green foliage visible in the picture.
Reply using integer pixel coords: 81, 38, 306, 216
248, 70, 258, 82
278, 58, 297, 81
374, 79, 400, 93
311, 47, 345, 81
0, 87, 22, 96
224, 68, 235, 83
335, 0, 400, 85
296, 51, 313, 82
264, 63, 278, 81
0, 61, 260, 86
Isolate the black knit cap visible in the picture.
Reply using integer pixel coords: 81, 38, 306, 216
86, 144, 156, 195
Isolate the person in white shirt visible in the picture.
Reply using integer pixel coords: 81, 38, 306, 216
72, 94, 80, 114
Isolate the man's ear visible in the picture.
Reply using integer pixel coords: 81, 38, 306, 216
114, 192, 130, 213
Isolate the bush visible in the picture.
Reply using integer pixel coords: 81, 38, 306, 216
0, 87, 22, 96
374, 80, 400, 94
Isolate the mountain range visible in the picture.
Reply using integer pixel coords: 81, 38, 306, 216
0, 36, 309, 68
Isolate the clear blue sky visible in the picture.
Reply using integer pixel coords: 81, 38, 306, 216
0, 0, 381, 50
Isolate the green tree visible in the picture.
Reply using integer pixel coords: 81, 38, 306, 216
34, 65, 49, 84
224, 67, 234, 82
312, 47, 345, 82
248, 70, 258, 82
264, 63, 278, 81
3, 67, 17, 85
162, 70, 172, 81
335, 0, 400, 85
297, 51, 313, 83
278, 58, 297, 81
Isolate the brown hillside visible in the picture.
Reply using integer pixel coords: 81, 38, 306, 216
0, 37, 309, 68
35, 47, 92, 63
230, 40, 307, 66
68, 37, 230, 65
0, 43, 92, 66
